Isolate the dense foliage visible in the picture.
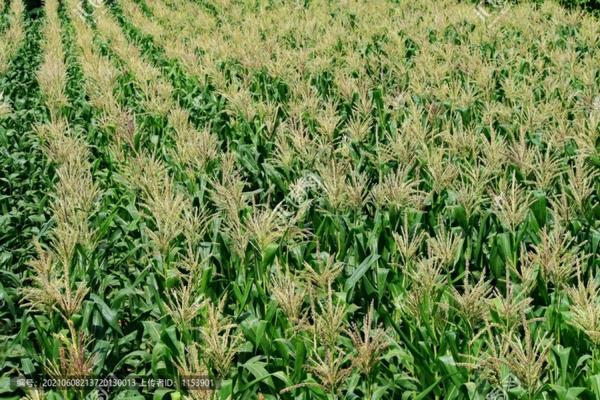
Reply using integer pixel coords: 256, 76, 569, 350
556, 0, 599, 12
0, 0, 599, 399
464, 0, 599, 13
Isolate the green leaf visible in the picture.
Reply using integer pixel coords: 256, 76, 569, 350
241, 357, 274, 390
151, 343, 170, 376
589, 375, 600, 398
90, 294, 123, 334
345, 254, 380, 292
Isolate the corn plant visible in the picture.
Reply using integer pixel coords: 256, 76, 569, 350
0, 0, 599, 399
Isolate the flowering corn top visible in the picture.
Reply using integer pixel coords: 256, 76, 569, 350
0, 0, 599, 399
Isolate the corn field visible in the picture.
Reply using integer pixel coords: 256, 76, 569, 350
0, 0, 599, 399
